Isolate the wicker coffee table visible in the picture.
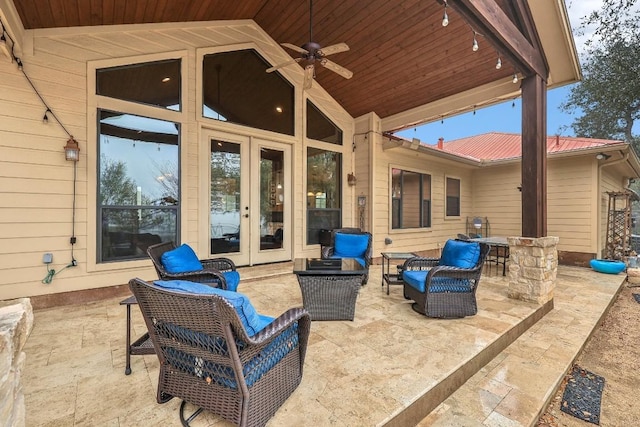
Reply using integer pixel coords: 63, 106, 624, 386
293, 258, 366, 321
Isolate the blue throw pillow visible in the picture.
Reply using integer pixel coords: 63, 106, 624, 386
439, 239, 481, 269
153, 280, 273, 336
334, 233, 369, 258
222, 271, 240, 292
160, 244, 203, 273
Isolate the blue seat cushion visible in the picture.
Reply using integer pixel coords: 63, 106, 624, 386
164, 323, 299, 389
222, 271, 240, 292
160, 244, 203, 273
439, 239, 481, 269
404, 273, 471, 293
333, 233, 369, 258
153, 280, 273, 336
402, 270, 429, 292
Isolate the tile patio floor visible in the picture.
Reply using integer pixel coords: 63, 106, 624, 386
22, 263, 625, 426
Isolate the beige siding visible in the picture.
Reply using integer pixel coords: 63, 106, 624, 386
471, 164, 521, 237
472, 157, 602, 254
547, 157, 595, 253
371, 139, 474, 254
0, 21, 354, 299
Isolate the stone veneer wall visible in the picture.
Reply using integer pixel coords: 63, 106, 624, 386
507, 236, 559, 305
0, 299, 33, 427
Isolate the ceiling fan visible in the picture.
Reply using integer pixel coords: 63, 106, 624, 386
266, 0, 353, 89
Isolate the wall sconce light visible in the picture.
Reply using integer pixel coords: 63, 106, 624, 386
596, 152, 611, 160
347, 172, 357, 186
64, 137, 80, 162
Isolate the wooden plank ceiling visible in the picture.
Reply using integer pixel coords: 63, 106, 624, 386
13, 0, 528, 124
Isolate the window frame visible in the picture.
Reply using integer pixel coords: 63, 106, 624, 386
390, 167, 432, 230
87, 51, 188, 272
445, 176, 462, 218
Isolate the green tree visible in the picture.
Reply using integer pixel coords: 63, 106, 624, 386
561, 38, 640, 148
100, 157, 138, 205
561, 1, 640, 150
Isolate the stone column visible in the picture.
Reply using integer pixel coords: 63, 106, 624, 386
0, 298, 34, 427
507, 236, 559, 305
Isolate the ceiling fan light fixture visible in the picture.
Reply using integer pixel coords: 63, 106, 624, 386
442, 1, 449, 27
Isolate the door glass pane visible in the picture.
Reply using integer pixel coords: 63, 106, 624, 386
260, 148, 284, 250
306, 148, 342, 244
210, 140, 241, 254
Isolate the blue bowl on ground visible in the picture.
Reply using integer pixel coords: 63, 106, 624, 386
589, 259, 626, 274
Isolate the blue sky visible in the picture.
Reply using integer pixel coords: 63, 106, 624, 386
397, 1, 604, 144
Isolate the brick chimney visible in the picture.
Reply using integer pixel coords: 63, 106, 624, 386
437, 137, 444, 149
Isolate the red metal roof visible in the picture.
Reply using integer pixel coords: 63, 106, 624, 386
435, 132, 625, 161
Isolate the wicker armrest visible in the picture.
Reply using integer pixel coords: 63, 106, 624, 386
161, 269, 229, 289
403, 257, 439, 270
245, 307, 310, 345
201, 257, 236, 271
320, 246, 334, 259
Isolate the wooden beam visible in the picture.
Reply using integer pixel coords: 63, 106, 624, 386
521, 74, 547, 237
449, 0, 548, 79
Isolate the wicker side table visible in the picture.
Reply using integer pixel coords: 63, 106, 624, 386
296, 275, 363, 320
293, 258, 366, 321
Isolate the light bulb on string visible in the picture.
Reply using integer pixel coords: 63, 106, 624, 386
496, 56, 502, 69
472, 32, 479, 52
442, 1, 449, 27
512, 73, 518, 84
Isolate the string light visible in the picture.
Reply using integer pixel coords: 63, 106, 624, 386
442, 1, 449, 27
472, 32, 479, 51
1, 17, 76, 143
496, 56, 502, 69
512, 73, 519, 84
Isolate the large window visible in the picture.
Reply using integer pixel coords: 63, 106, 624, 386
446, 177, 461, 217
97, 59, 181, 111
95, 58, 182, 263
307, 100, 342, 145
202, 49, 294, 135
391, 169, 431, 229
97, 110, 180, 262
307, 148, 342, 244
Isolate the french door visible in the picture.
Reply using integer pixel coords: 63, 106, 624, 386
205, 130, 291, 266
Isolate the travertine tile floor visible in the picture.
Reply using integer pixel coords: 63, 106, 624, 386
22, 264, 624, 427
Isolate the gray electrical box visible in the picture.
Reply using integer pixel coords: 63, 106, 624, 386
43, 253, 53, 264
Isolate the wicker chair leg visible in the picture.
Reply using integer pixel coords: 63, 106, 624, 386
179, 401, 204, 427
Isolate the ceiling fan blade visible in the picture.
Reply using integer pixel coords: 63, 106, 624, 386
266, 58, 303, 73
320, 59, 353, 79
317, 42, 350, 57
281, 43, 308, 54
303, 65, 314, 90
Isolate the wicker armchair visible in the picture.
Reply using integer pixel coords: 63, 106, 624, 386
147, 241, 238, 291
320, 228, 372, 284
402, 241, 490, 318
129, 278, 310, 427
